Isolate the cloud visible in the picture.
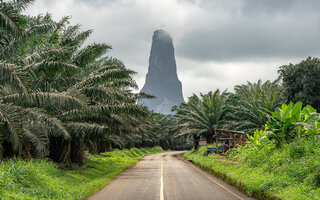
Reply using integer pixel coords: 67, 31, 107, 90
24, 0, 320, 99
177, 57, 304, 98
176, 0, 320, 61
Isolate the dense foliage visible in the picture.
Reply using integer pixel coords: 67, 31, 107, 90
174, 90, 229, 148
184, 141, 320, 200
151, 113, 193, 150
264, 102, 319, 147
174, 80, 285, 148
279, 57, 320, 110
176, 78, 320, 199
1, 1, 320, 199
184, 102, 320, 199
0, 0, 169, 165
228, 79, 285, 133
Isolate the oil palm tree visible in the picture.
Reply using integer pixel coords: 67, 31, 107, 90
227, 79, 285, 134
0, 0, 153, 165
175, 90, 230, 149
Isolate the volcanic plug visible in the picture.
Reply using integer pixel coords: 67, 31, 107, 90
138, 30, 184, 113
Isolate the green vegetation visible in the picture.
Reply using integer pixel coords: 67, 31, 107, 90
184, 140, 320, 200
0, 1, 189, 198
0, 0, 180, 165
279, 57, 320, 110
229, 79, 285, 133
0, 147, 164, 200
174, 80, 285, 149
1, 1, 320, 200
150, 113, 193, 150
175, 90, 230, 149
183, 102, 320, 200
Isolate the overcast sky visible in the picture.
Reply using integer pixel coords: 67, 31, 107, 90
25, 0, 320, 99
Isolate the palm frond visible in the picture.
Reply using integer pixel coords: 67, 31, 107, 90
22, 107, 70, 139
3, 92, 85, 112
48, 16, 70, 43
72, 67, 136, 89
25, 60, 80, 74
72, 43, 111, 68
0, 62, 26, 93
23, 123, 48, 157
82, 87, 128, 103
0, 104, 23, 152
22, 46, 71, 64
65, 122, 109, 139
12, 0, 35, 11
25, 23, 55, 37
0, 2, 21, 34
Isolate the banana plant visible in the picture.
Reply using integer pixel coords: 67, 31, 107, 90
264, 102, 303, 147
247, 129, 268, 147
264, 102, 320, 147
299, 105, 320, 139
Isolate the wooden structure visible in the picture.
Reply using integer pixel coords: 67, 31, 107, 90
212, 129, 245, 153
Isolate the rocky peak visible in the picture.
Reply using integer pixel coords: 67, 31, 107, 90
138, 30, 184, 114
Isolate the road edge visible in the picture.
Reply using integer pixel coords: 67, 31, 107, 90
85, 151, 168, 200
180, 153, 282, 200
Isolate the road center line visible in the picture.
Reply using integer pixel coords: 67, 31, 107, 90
160, 158, 164, 200
188, 162, 244, 200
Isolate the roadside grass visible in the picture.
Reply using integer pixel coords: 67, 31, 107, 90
0, 147, 164, 200
183, 138, 320, 200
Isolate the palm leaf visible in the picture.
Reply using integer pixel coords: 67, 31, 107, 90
0, 2, 21, 34
12, 0, 35, 11
0, 62, 27, 93
0, 104, 23, 152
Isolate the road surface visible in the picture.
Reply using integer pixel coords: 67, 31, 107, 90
88, 152, 254, 200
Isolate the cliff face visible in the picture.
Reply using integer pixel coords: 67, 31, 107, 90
138, 30, 184, 114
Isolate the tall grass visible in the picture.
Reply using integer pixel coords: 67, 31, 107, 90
0, 147, 164, 200
183, 138, 320, 200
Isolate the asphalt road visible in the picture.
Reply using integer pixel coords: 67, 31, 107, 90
88, 152, 255, 200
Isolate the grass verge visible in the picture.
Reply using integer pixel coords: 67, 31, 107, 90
182, 141, 320, 200
0, 147, 164, 200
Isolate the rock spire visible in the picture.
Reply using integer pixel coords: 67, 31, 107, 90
138, 30, 184, 114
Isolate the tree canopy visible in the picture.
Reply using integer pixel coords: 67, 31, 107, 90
0, 0, 166, 164
279, 57, 320, 110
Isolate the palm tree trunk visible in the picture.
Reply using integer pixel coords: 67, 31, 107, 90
98, 141, 107, 153
70, 141, 85, 165
205, 134, 214, 144
22, 141, 32, 159
193, 135, 200, 150
2, 140, 15, 158
89, 140, 99, 154
48, 137, 70, 163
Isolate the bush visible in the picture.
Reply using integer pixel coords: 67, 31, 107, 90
184, 138, 320, 199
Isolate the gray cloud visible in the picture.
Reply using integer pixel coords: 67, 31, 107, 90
25, 0, 320, 98
240, 0, 320, 15
176, 0, 320, 61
